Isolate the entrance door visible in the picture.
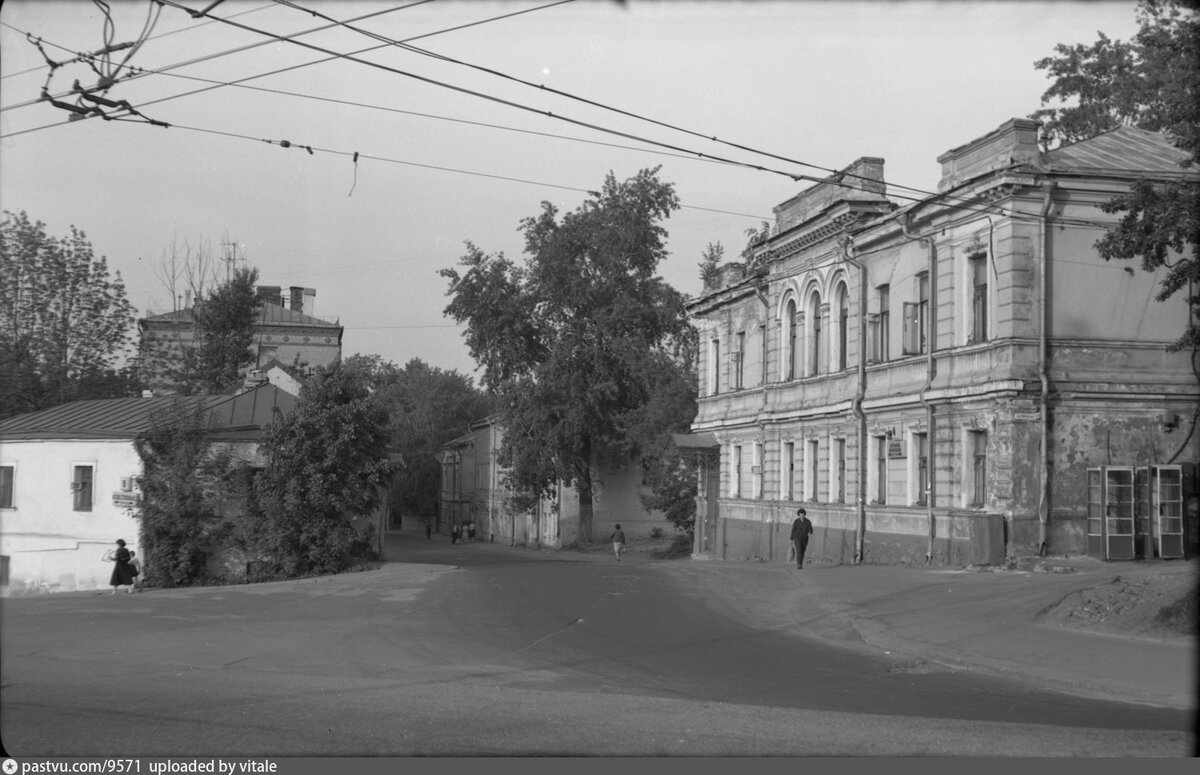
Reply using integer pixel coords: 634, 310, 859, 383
1086, 467, 1136, 560
1087, 468, 1104, 559
1153, 465, 1185, 559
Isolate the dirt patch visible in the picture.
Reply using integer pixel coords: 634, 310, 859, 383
1037, 570, 1198, 638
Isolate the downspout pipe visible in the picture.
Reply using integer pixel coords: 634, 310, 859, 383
901, 213, 938, 564
1038, 180, 1057, 557
839, 235, 869, 564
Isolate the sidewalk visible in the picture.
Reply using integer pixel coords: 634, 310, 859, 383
659, 552, 1198, 709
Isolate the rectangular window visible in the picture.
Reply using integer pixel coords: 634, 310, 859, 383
877, 285, 890, 362
752, 442, 763, 499
783, 441, 795, 500
0, 465, 13, 508
914, 433, 928, 506
834, 438, 846, 504
734, 331, 746, 390
731, 445, 742, 498
970, 254, 988, 343
970, 430, 987, 507
874, 436, 888, 504
917, 271, 929, 354
903, 274, 929, 355
72, 464, 94, 512
807, 439, 820, 502
708, 338, 720, 395
759, 323, 768, 386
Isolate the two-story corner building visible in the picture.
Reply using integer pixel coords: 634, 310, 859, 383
439, 418, 670, 549
686, 118, 1199, 568
137, 284, 343, 394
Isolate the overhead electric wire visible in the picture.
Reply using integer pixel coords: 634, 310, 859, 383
0, 4, 1043, 225
1, 6, 1143, 234
271, 0, 965, 209
0, 1, 435, 112
148, 0, 844, 187
137, 117, 772, 221
259, 0, 1075, 228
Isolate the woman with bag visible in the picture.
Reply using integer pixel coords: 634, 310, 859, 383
105, 538, 137, 595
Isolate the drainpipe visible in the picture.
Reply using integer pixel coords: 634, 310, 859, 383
901, 213, 938, 564
1038, 181, 1057, 557
839, 235, 869, 564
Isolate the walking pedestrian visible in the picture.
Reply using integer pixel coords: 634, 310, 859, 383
451, 525, 460, 544
610, 524, 626, 561
790, 508, 813, 569
105, 539, 137, 594
425, 521, 433, 540
467, 522, 476, 542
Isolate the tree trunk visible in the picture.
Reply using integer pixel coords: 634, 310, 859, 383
578, 469, 594, 545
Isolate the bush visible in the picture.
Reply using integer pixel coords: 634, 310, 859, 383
248, 363, 393, 577
650, 533, 693, 560
1154, 586, 1198, 635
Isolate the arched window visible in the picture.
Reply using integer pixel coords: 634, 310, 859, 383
808, 291, 823, 376
835, 282, 849, 371
782, 298, 798, 380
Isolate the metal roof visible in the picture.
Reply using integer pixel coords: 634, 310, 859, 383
0, 385, 296, 441
1042, 126, 1194, 177
140, 302, 340, 329
671, 432, 720, 450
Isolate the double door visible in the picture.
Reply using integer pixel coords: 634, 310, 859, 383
1087, 466, 1184, 560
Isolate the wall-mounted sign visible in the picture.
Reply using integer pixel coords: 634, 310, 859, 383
887, 440, 905, 459
112, 492, 140, 507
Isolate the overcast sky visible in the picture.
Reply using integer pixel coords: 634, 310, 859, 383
0, 0, 1141, 380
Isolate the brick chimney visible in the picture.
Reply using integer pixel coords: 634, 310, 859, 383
290, 286, 304, 313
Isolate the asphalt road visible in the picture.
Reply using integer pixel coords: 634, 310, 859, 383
0, 530, 1192, 757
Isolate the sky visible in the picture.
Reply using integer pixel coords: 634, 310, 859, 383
0, 0, 1143, 381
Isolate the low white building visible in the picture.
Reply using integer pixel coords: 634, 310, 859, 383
0, 385, 296, 595
439, 417, 669, 548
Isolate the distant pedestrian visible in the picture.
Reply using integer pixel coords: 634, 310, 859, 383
610, 524, 626, 561
790, 508, 813, 569
451, 525, 460, 544
467, 522, 476, 542
105, 539, 136, 594
128, 551, 143, 590
425, 521, 433, 540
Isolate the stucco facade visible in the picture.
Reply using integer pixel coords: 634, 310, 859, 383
439, 418, 667, 548
686, 119, 1199, 567
137, 285, 342, 394
0, 386, 296, 594
0, 439, 144, 593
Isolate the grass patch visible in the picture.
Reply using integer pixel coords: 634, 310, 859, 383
650, 534, 693, 560
1154, 586, 1198, 635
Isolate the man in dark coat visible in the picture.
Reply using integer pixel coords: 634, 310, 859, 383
790, 508, 813, 569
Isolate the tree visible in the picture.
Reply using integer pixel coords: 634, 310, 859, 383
248, 361, 394, 576
134, 400, 241, 587
341, 354, 493, 520
0, 211, 136, 419
1030, 1, 1199, 150
441, 167, 693, 543
193, 266, 259, 393
1031, 0, 1200, 352
139, 265, 260, 395
698, 241, 724, 290
742, 220, 772, 275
